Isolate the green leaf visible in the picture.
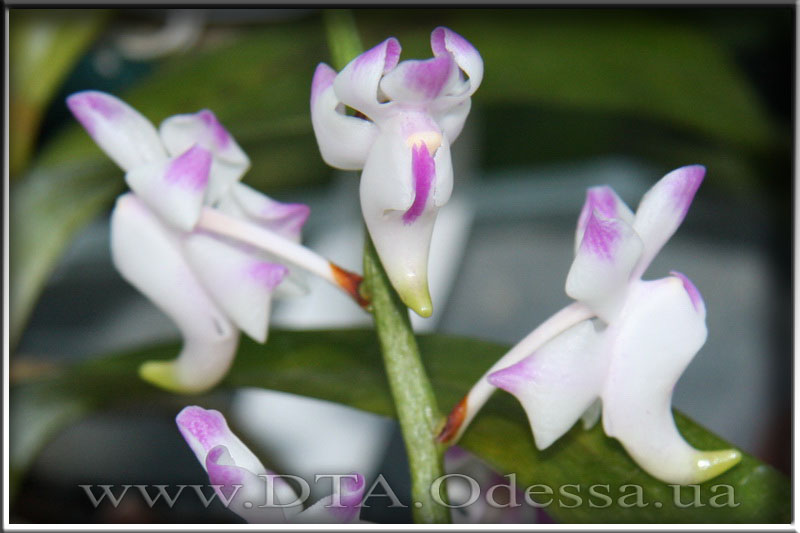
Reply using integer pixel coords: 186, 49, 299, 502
11, 330, 790, 523
9, 10, 109, 176
10, 19, 332, 348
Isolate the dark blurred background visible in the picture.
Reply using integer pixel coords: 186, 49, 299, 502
9, 7, 793, 523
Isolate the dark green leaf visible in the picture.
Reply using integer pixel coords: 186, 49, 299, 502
11, 330, 790, 522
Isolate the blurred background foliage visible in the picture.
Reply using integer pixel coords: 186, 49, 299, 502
9, 7, 792, 350
9, 7, 793, 523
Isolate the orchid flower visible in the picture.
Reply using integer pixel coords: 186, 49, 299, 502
438, 165, 741, 485
310, 27, 483, 316
176, 406, 366, 523
67, 91, 367, 393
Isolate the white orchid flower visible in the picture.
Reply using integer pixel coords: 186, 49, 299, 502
176, 406, 366, 523
68, 91, 367, 393
438, 166, 741, 485
310, 27, 482, 316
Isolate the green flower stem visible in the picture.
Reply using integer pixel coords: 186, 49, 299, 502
362, 237, 450, 523
323, 10, 450, 523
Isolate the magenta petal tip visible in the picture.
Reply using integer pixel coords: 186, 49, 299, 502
487, 358, 534, 394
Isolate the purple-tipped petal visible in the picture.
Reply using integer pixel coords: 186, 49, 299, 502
165, 144, 212, 190
430, 27, 483, 97
490, 320, 606, 450
66, 90, 167, 171
310, 63, 379, 170
403, 142, 436, 224
206, 446, 245, 500
176, 406, 266, 475
379, 55, 459, 103
669, 270, 706, 316
124, 144, 211, 231
203, 444, 291, 523
333, 38, 401, 119
197, 109, 231, 149
574, 186, 635, 253
487, 358, 536, 395
294, 473, 365, 524
217, 182, 310, 243
159, 109, 250, 203
183, 233, 287, 343
631, 165, 705, 278
566, 211, 643, 322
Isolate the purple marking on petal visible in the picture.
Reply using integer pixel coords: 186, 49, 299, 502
354, 38, 401, 75
311, 63, 337, 105
340, 473, 365, 507
431, 26, 473, 56
206, 446, 243, 500
66, 91, 124, 135
487, 357, 536, 395
402, 142, 435, 224
176, 406, 227, 451
165, 145, 212, 190
197, 110, 231, 149
262, 201, 311, 234
248, 262, 288, 290
402, 55, 454, 100
328, 473, 364, 522
383, 38, 402, 73
668, 165, 705, 220
580, 211, 620, 260
577, 186, 621, 233
670, 270, 705, 312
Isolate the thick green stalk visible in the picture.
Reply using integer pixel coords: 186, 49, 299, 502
362, 237, 449, 523
323, 10, 450, 523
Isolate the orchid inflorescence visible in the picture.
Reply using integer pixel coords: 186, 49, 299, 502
438, 165, 742, 485
67, 91, 367, 393
67, 22, 740, 524
310, 26, 483, 317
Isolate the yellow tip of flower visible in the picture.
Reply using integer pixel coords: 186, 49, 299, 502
692, 448, 742, 483
398, 282, 433, 317
139, 360, 186, 393
405, 132, 442, 155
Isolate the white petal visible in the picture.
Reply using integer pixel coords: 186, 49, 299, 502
110, 194, 238, 393
176, 406, 268, 475
124, 144, 211, 231
333, 37, 401, 119
378, 55, 460, 104
434, 98, 471, 145
214, 182, 310, 298
430, 27, 483, 98
293, 474, 365, 524
574, 186, 635, 255
360, 123, 452, 316
565, 210, 643, 322
183, 232, 287, 343
310, 63, 379, 170
601, 276, 740, 484
218, 182, 309, 243
204, 445, 295, 523
66, 91, 167, 171
580, 399, 602, 430
159, 109, 250, 203
631, 165, 705, 278
488, 320, 608, 449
